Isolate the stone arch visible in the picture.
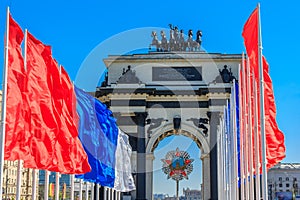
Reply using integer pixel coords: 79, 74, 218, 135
146, 122, 210, 155
145, 122, 211, 200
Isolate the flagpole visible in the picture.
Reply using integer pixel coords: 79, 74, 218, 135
18, 29, 28, 200
232, 80, 238, 200
253, 75, 261, 200
91, 183, 94, 200
55, 172, 60, 200
44, 171, 49, 200
79, 179, 83, 200
70, 175, 74, 200
32, 169, 38, 200
242, 53, 250, 200
238, 63, 245, 200
257, 3, 268, 200
85, 182, 89, 200
0, 7, 10, 200
247, 58, 254, 200
95, 184, 100, 200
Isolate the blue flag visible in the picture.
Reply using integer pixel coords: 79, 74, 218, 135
74, 86, 118, 187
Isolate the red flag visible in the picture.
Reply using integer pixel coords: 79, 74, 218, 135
4, 14, 31, 161
25, 32, 90, 174
263, 57, 285, 168
242, 8, 259, 79
242, 7, 286, 170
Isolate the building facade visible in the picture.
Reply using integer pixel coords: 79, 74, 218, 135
1, 160, 38, 200
97, 51, 241, 200
268, 163, 300, 200
183, 187, 201, 200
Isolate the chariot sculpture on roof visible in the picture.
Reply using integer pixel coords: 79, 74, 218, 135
149, 24, 202, 52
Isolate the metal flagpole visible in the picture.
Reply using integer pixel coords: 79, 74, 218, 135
91, 183, 94, 200
17, 27, 28, 200
117, 191, 121, 200
0, 7, 10, 200
85, 182, 89, 200
111, 188, 113, 200
95, 184, 100, 200
242, 53, 249, 200
253, 75, 261, 200
44, 171, 49, 200
176, 180, 179, 200
103, 187, 107, 200
238, 63, 245, 200
32, 169, 37, 200
232, 79, 238, 200
70, 175, 74, 200
79, 179, 83, 200
257, 3, 268, 200
55, 172, 60, 200
107, 188, 111, 200
247, 58, 254, 200
15, 28, 27, 200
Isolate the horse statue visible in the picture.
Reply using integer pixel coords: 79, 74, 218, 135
169, 29, 176, 51
149, 31, 161, 51
160, 30, 168, 51
178, 29, 186, 51
187, 29, 199, 51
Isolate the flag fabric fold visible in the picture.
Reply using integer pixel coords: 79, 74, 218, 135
24, 32, 90, 173
114, 129, 136, 192
3, 13, 136, 188
4, 14, 30, 161
74, 87, 136, 191
74, 86, 118, 187
242, 7, 285, 170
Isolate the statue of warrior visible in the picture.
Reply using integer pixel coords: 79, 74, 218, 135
195, 30, 202, 51
187, 29, 200, 51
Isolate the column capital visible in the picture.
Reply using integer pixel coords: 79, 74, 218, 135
200, 153, 210, 160
134, 112, 148, 126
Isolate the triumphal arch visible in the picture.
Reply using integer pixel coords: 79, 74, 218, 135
95, 27, 241, 200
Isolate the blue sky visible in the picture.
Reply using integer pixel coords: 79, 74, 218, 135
0, 0, 299, 197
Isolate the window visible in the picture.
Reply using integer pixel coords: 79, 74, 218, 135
279, 183, 283, 187
286, 177, 289, 181
279, 177, 282, 181
286, 183, 290, 188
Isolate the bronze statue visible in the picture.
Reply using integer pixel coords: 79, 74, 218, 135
149, 25, 203, 52
195, 30, 202, 51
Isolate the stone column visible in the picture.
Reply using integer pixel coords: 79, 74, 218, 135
208, 111, 220, 200
201, 153, 211, 200
135, 112, 148, 200
146, 153, 155, 200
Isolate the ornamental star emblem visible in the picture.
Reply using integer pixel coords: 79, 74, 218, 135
161, 148, 194, 181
